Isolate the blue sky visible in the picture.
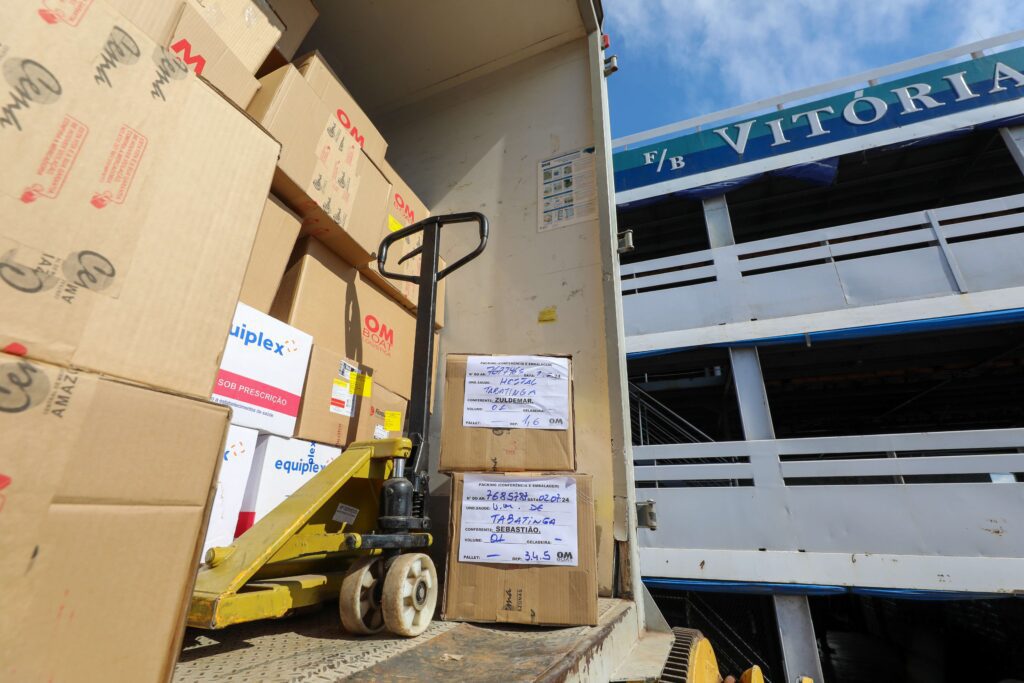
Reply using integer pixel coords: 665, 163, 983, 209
606, 0, 1022, 141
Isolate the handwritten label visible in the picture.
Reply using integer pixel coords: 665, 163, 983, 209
458, 475, 578, 566
463, 356, 569, 430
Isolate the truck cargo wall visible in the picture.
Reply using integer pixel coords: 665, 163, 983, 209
378, 38, 619, 594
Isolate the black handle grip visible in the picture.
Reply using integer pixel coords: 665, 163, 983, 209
377, 212, 489, 284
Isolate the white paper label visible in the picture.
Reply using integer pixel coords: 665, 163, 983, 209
462, 355, 569, 430
373, 424, 389, 439
332, 503, 359, 525
458, 475, 578, 566
329, 360, 359, 417
538, 147, 597, 232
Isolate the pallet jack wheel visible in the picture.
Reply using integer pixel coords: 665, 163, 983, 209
339, 556, 386, 634
381, 552, 437, 637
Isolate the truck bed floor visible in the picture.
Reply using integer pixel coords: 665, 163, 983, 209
174, 598, 632, 682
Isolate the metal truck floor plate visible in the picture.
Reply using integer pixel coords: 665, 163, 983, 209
174, 600, 624, 682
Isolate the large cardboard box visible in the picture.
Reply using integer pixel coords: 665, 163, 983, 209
1, 353, 229, 682
235, 435, 341, 534
202, 424, 260, 559
240, 196, 302, 313
272, 0, 320, 61
247, 64, 390, 266
272, 238, 417, 398
356, 379, 408, 442
0, 0, 279, 400
440, 354, 575, 472
212, 302, 313, 436
296, 52, 387, 165
443, 473, 598, 626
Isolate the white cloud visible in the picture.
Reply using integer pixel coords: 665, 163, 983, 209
607, 0, 1020, 111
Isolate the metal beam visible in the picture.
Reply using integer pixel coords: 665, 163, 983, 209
1001, 125, 1024, 176
702, 195, 735, 248
773, 595, 825, 683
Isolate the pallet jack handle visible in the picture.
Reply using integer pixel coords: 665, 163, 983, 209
377, 212, 489, 480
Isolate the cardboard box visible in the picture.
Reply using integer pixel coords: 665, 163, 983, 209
271, 0, 319, 61
294, 345, 410, 446
294, 345, 365, 446
296, 52, 388, 165
1, 353, 229, 682
240, 196, 302, 313
107, 0, 283, 107
356, 379, 408, 442
0, 0, 279, 400
247, 64, 390, 266
202, 424, 260, 559
440, 355, 575, 472
272, 238, 416, 398
443, 473, 597, 626
235, 435, 342, 534
212, 302, 313, 436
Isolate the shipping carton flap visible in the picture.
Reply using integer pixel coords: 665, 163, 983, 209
171, 4, 260, 108
184, 0, 284, 73
271, 0, 319, 60
240, 196, 302, 313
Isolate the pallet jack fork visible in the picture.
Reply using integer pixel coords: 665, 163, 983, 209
189, 212, 489, 637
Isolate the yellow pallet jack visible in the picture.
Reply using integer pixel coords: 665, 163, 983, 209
189, 213, 488, 637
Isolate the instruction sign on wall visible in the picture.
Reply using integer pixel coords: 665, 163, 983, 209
459, 475, 579, 566
538, 147, 598, 232
462, 355, 570, 430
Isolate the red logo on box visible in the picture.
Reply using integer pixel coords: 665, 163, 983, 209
170, 39, 206, 76
91, 125, 146, 209
20, 115, 88, 203
38, 0, 92, 26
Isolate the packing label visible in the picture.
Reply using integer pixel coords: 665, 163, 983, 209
329, 360, 359, 417
383, 410, 401, 432
373, 424, 388, 439
463, 356, 569, 430
349, 372, 372, 397
332, 502, 359, 525
459, 475, 578, 566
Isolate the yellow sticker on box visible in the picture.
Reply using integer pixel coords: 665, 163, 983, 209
349, 372, 373, 397
388, 214, 403, 232
384, 410, 402, 432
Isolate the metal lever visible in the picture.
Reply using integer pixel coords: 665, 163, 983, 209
375, 211, 489, 534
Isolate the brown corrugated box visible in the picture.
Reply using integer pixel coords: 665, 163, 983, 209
294, 344, 407, 446
247, 64, 389, 266
0, 0, 279, 400
271, 238, 416, 398
440, 355, 575, 472
1, 353, 228, 682
295, 52, 388, 165
443, 473, 597, 626
240, 196, 302, 313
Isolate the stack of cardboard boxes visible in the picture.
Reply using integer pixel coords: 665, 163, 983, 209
439, 354, 599, 627
1, 1, 285, 679
199, 23, 444, 557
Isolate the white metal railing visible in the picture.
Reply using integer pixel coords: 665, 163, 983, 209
622, 193, 1024, 338
635, 429, 1024, 591
613, 30, 1024, 150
